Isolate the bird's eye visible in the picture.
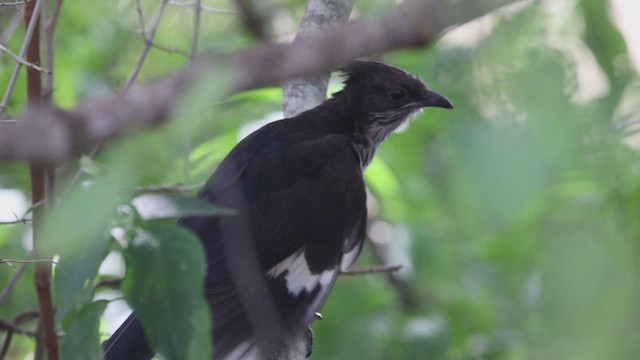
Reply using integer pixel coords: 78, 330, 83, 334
389, 88, 407, 101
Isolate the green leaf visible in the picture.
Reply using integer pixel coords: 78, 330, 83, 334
49, 177, 122, 327
227, 87, 282, 103
132, 193, 233, 220
60, 300, 108, 360
54, 231, 110, 328
122, 225, 212, 360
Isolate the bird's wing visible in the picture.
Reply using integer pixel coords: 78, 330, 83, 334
179, 128, 367, 359
102, 313, 154, 360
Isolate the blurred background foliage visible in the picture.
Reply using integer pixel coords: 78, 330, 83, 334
1, 0, 640, 359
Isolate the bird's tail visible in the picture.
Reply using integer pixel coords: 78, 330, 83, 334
102, 313, 154, 360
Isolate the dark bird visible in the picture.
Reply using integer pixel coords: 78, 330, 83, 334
102, 61, 453, 360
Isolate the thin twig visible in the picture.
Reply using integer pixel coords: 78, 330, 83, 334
134, 0, 146, 30
123, 0, 169, 91
146, 37, 189, 57
0, 44, 49, 73
340, 264, 403, 276
0, 0, 42, 116
45, 0, 62, 30
0, 310, 48, 338
0, 318, 38, 337
0, 310, 40, 358
0, 218, 31, 225
0, 213, 31, 225
0, 262, 27, 305
13, 309, 39, 326
57, 147, 100, 206
0, 329, 13, 360
34, 321, 44, 360
133, 181, 204, 195
190, 0, 201, 60
368, 237, 422, 313
0, 258, 57, 264
43, 0, 64, 102
0, 0, 30, 5
0, 9, 24, 46
167, 0, 236, 14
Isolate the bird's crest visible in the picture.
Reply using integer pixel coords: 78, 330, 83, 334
338, 60, 417, 87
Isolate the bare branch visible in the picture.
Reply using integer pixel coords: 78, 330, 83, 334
0, 310, 49, 340
340, 264, 403, 276
146, 38, 190, 57
282, 0, 354, 118
0, 0, 519, 164
43, 0, 64, 101
0, 0, 42, 116
368, 237, 423, 313
0, 10, 24, 51
0, 258, 57, 264
0, 43, 49, 73
0, 262, 28, 305
0, 217, 31, 225
0, 310, 40, 358
0, 318, 39, 338
124, 0, 169, 91
190, 0, 201, 60
167, 0, 236, 15
0, 0, 30, 5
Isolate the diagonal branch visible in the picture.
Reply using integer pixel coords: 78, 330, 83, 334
0, 0, 43, 115
0, 0, 520, 165
0, 43, 49, 73
282, 0, 354, 118
124, 0, 169, 91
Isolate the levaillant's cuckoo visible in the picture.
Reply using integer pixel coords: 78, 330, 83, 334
103, 61, 453, 360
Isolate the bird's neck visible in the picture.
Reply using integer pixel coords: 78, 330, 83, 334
352, 125, 388, 168
304, 94, 390, 168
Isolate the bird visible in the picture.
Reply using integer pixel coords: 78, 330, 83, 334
102, 60, 453, 360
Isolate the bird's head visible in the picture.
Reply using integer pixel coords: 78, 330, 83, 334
336, 61, 453, 165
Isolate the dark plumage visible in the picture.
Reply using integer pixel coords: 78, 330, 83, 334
103, 61, 452, 360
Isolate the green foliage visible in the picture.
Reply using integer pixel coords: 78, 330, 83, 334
48, 166, 128, 327
122, 225, 211, 360
60, 300, 108, 360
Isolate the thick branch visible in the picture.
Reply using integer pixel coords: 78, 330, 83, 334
0, 0, 519, 165
282, 0, 354, 118
23, 1, 59, 359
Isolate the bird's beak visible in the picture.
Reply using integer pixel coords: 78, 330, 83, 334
422, 90, 454, 109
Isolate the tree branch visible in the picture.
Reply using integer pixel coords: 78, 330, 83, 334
282, 0, 354, 118
340, 264, 403, 276
0, 0, 519, 164
124, 0, 169, 91
22, 1, 59, 358
0, 0, 43, 115
0, 262, 28, 305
